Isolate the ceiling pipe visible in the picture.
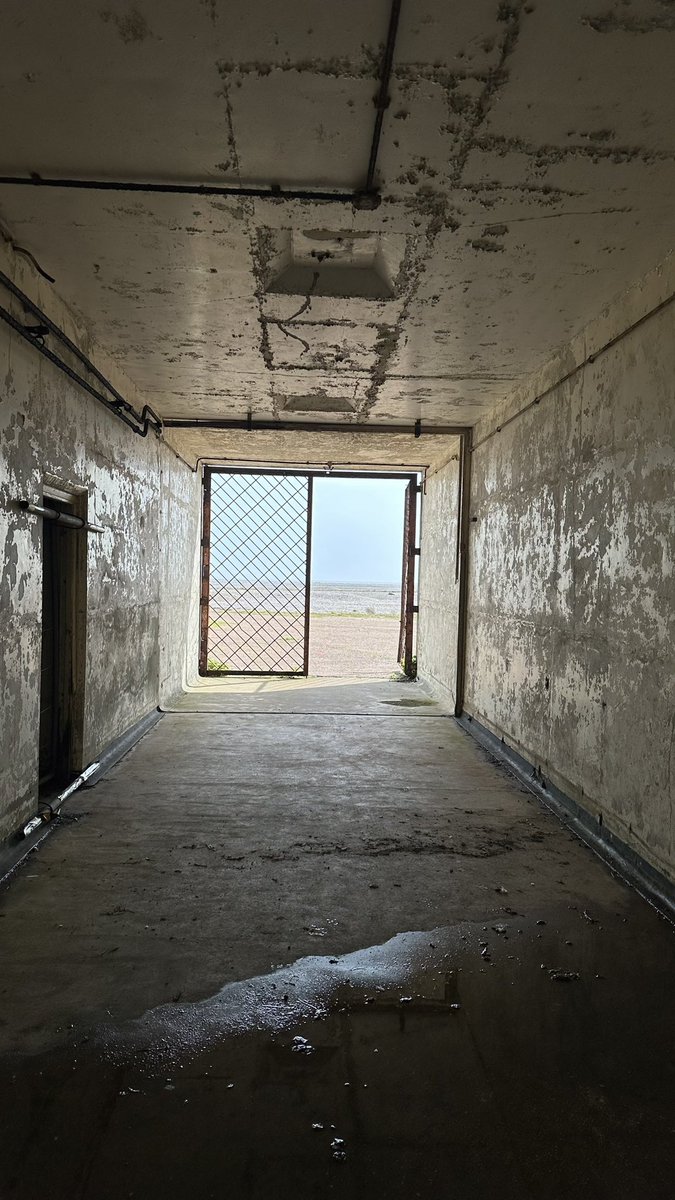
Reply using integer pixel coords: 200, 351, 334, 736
365, 0, 403, 194
0, 4, 404, 213
163, 417, 469, 436
0, 175, 381, 209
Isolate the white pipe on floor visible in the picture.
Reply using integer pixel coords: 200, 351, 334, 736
22, 761, 101, 837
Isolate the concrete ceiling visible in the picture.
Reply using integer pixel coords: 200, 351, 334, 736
0, 0, 674, 465
172, 429, 459, 473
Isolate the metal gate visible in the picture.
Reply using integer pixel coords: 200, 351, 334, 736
200, 467, 419, 678
200, 468, 313, 675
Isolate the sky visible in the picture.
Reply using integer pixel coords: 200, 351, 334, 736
311, 477, 409, 584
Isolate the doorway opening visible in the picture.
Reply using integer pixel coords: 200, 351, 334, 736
200, 469, 418, 679
308, 476, 414, 677
38, 487, 87, 793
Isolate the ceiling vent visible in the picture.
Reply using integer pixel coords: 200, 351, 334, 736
264, 229, 405, 300
280, 394, 355, 414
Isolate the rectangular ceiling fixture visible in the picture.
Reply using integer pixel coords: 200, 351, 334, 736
265, 228, 405, 300
280, 394, 356, 413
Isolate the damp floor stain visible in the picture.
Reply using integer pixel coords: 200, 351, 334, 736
2, 910, 674, 1199
0, 688, 673, 1198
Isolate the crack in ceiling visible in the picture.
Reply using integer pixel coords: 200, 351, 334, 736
0, 0, 673, 463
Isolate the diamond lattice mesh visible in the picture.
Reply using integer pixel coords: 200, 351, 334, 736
206, 473, 309, 673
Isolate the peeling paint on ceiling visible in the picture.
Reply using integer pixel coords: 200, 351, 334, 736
0, 0, 673, 461
163, 428, 460, 472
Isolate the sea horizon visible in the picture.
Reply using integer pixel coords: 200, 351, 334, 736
209, 579, 401, 616
311, 579, 399, 587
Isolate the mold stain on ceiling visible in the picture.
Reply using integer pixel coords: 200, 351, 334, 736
0, 0, 673, 463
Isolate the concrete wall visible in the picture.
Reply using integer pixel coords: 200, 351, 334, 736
465, 254, 675, 884
417, 453, 461, 708
158, 455, 202, 699
0, 240, 201, 842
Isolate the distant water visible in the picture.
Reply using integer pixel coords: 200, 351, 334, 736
310, 581, 400, 616
209, 580, 400, 616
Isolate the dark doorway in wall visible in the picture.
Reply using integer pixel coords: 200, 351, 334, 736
39, 501, 66, 786
38, 490, 86, 792
200, 469, 418, 679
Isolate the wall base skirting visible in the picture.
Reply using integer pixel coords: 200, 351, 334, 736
457, 711, 675, 921
0, 707, 163, 889
82, 708, 163, 787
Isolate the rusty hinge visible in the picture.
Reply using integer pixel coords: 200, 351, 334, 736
414, 547, 421, 556
412, 604, 419, 614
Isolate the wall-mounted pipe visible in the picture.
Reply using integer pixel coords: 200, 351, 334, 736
1, 268, 146, 418
18, 500, 104, 533
471, 287, 675, 455
0, 270, 163, 439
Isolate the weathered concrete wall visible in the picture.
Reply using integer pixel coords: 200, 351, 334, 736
417, 451, 460, 707
0, 240, 200, 842
158, 456, 202, 700
465, 253, 675, 884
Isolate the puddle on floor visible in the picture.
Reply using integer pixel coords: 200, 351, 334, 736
1, 912, 674, 1199
101, 927, 463, 1066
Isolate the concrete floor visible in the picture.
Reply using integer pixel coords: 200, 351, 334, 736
0, 679, 673, 1199
308, 616, 400, 677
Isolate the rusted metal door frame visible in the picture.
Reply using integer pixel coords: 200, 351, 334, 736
198, 468, 212, 676
398, 476, 419, 677
200, 466, 420, 678
301, 478, 313, 676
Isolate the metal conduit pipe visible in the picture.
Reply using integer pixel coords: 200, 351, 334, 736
0, 273, 163, 439
1, 268, 140, 416
0, 3, 402, 211
0, 300, 146, 435
470, 288, 675, 455
18, 500, 104, 533
365, 0, 402, 193
0, 176, 381, 208
22, 762, 101, 837
163, 417, 469, 436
